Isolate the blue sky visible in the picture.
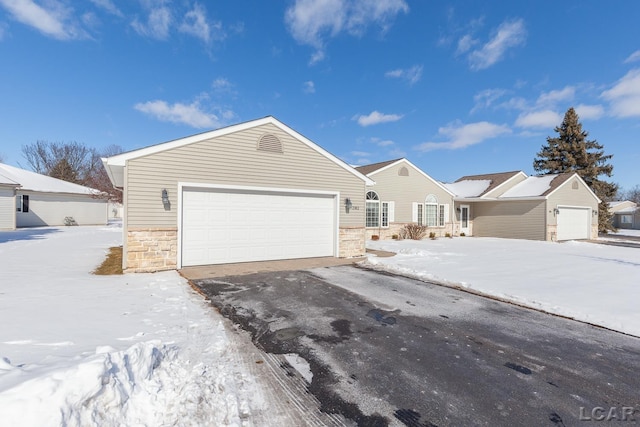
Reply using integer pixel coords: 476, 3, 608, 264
0, 0, 638, 190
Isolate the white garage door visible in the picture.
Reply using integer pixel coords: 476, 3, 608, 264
182, 187, 336, 266
557, 206, 590, 241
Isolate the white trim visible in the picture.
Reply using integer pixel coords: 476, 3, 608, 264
104, 116, 374, 188
364, 158, 456, 197
460, 204, 470, 235
177, 182, 340, 269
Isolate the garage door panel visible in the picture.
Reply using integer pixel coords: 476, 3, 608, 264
182, 188, 336, 266
557, 207, 590, 241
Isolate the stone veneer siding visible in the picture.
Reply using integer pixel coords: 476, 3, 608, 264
338, 227, 366, 258
126, 227, 178, 273
127, 226, 365, 272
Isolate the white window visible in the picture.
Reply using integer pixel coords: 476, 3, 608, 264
366, 192, 394, 228
413, 197, 450, 227
366, 191, 380, 228
621, 215, 633, 224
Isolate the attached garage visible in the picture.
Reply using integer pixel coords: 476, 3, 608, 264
181, 186, 337, 266
556, 206, 591, 241
102, 116, 373, 273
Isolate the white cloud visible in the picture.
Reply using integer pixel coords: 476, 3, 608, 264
351, 150, 371, 157
0, 0, 85, 39
212, 77, 232, 90
514, 110, 562, 129
471, 88, 508, 113
179, 3, 215, 43
134, 100, 223, 128
376, 139, 395, 147
303, 80, 315, 94
601, 68, 640, 118
575, 104, 604, 120
536, 86, 575, 106
89, 0, 123, 17
285, 0, 408, 65
384, 65, 423, 85
354, 111, 403, 127
624, 50, 640, 64
132, 6, 172, 39
416, 121, 511, 151
468, 19, 526, 70
456, 34, 476, 55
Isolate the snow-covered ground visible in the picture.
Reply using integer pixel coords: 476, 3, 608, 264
365, 236, 640, 337
0, 224, 262, 426
609, 229, 640, 237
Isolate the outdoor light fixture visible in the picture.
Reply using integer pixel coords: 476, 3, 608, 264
593, 210, 598, 216
554, 208, 560, 216
345, 197, 353, 213
161, 189, 169, 205
456, 207, 461, 212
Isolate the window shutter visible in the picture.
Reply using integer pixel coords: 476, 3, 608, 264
443, 203, 450, 224
412, 202, 418, 222
23, 195, 29, 213
388, 201, 395, 223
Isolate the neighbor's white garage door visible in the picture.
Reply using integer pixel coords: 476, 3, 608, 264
557, 206, 590, 241
181, 188, 336, 266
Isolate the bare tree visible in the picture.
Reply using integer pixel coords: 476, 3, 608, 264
84, 145, 124, 203
21, 141, 124, 203
620, 185, 640, 204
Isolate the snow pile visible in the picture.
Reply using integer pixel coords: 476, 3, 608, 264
0, 224, 259, 426
364, 237, 640, 337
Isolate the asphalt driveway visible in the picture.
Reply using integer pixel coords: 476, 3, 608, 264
192, 265, 640, 427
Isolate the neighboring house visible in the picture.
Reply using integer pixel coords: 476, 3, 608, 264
355, 158, 456, 239
102, 116, 374, 273
0, 172, 20, 230
0, 163, 108, 229
609, 201, 640, 229
443, 171, 600, 241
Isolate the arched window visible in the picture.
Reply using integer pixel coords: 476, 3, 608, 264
425, 194, 438, 227
366, 191, 380, 227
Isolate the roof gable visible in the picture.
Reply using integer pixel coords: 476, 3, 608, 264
103, 116, 374, 188
542, 172, 601, 202
356, 158, 455, 196
0, 163, 99, 195
355, 158, 404, 176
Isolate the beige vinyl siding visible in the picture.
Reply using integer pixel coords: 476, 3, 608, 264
472, 200, 546, 240
16, 192, 108, 227
0, 188, 16, 230
368, 161, 454, 223
126, 123, 365, 228
545, 176, 598, 227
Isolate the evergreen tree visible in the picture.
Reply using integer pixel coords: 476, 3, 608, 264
533, 107, 618, 233
49, 158, 80, 184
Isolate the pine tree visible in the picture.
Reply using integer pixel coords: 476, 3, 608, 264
533, 107, 618, 233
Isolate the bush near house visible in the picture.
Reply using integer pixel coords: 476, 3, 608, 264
401, 224, 427, 240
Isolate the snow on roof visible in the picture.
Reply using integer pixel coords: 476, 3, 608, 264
0, 163, 99, 195
609, 201, 628, 207
0, 171, 20, 186
499, 175, 556, 198
443, 180, 492, 197
614, 206, 639, 214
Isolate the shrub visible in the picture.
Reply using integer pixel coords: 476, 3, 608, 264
429, 232, 436, 240
445, 232, 452, 238
371, 235, 380, 241
392, 234, 399, 240
460, 232, 466, 237
401, 224, 427, 240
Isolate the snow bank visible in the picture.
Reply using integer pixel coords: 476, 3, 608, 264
0, 225, 259, 426
364, 237, 640, 337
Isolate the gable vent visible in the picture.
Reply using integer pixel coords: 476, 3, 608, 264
257, 134, 283, 153
398, 166, 409, 176
572, 181, 579, 190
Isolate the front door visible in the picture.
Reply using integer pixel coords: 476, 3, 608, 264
460, 205, 470, 235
